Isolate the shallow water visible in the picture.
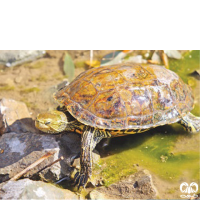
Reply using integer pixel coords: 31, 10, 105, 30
94, 50, 200, 197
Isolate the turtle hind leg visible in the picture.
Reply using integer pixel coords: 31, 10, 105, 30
179, 112, 200, 133
73, 126, 110, 189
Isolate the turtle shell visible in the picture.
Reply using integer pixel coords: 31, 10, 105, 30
55, 63, 194, 130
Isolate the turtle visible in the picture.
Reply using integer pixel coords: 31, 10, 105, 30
35, 63, 200, 188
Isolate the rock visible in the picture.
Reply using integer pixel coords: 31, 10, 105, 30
0, 50, 45, 67
93, 170, 158, 199
58, 133, 81, 175
151, 51, 161, 63
136, 170, 158, 196
0, 131, 60, 183
164, 50, 182, 59
0, 178, 78, 200
89, 190, 108, 200
0, 98, 34, 135
0, 131, 81, 183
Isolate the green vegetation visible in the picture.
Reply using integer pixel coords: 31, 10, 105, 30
0, 85, 15, 91
37, 74, 48, 82
52, 72, 65, 80
28, 61, 44, 69
21, 87, 40, 93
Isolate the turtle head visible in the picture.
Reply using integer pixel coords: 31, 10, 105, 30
35, 110, 68, 134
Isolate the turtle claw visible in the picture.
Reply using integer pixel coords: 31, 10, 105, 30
73, 171, 89, 189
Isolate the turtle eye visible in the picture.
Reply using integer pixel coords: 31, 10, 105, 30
45, 121, 51, 125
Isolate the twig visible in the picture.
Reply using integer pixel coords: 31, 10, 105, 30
10, 151, 54, 181
160, 50, 169, 68
31, 156, 64, 177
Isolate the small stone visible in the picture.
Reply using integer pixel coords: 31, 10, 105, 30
164, 50, 182, 59
14, 76, 23, 83
160, 155, 168, 163
89, 190, 107, 200
151, 51, 161, 63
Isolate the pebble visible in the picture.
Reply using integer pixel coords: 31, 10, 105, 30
14, 76, 23, 83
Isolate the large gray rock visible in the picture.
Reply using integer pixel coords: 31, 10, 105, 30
0, 131, 60, 183
0, 131, 81, 183
89, 170, 158, 199
0, 50, 45, 67
0, 179, 78, 200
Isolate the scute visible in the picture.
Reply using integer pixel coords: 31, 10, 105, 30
55, 63, 194, 130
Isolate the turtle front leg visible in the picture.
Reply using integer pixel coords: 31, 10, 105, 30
179, 112, 200, 133
74, 126, 109, 189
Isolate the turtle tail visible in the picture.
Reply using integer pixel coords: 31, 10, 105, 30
179, 112, 200, 133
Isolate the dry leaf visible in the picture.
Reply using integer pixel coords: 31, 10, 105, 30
161, 51, 169, 69
147, 60, 160, 64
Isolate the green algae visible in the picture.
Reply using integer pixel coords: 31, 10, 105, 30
96, 155, 137, 187
98, 125, 199, 186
